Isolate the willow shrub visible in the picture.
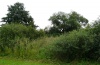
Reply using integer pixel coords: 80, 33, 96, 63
43, 29, 96, 61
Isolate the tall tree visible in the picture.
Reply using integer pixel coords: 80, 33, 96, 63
48, 11, 88, 34
1, 2, 35, 27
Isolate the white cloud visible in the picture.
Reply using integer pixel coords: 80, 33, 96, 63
0, 0, 100, 28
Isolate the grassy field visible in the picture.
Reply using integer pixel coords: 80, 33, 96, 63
0, 57, 100, 65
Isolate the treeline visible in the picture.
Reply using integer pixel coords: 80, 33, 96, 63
0, 2, 100, 62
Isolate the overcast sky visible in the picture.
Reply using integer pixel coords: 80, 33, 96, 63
0, 0, 100, 29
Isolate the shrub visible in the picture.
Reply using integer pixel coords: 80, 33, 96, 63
44, 29, 95, 61
0, 24, 44, 54
89, 19, 100, 60
0, 24, 27, 53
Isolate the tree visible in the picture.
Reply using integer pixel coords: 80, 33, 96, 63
69, 11, 88, 26
48, 11, 88, 34
1, 2, 35, 27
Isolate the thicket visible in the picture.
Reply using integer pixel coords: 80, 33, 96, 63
0, 24, 45, 55
0, 20, 100, 62
0, 2, 99, 63
42, 20, 100, 61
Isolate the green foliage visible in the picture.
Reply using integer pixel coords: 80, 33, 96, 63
0, 9, 100, 62
45, 26, 61, 36
69, 11, 88, 26
33, 29, 45, 39
44, 29, 99, 61
1, 2, 35, 27
90, 19, 100, 60
0, 24, 45, 54
0, 1, 100, 63
0, 35, 55, 59
13, 37, 55, 59
0, 24, 27, 53
48, 11, 88, 35
0, 24, 99, 62
92, 19, 100, 34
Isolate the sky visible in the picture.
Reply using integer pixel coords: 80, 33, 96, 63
0, 0, 100, 29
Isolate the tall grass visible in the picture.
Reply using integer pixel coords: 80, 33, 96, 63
0, 36, 57, 60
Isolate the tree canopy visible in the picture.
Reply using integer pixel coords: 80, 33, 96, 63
48, 11, 88, 35
1, 2, 35, 27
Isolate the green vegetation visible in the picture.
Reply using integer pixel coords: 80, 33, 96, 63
0, 2, 100, 64
1, 2, 36, 28
0, 57, 54, 65
45, 11, 88, 36
0, 57, 100, 65
0, 23, 99, 63
43, 29, 93, 61
0, 24, 45, 58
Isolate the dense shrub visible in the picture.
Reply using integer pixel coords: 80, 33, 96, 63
43, 29, 98, 61
90, 19, 100, 61
0, 24, 45, 54
0, 21, 99, 62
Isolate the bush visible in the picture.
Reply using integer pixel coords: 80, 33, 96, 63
42, 20, 100, 61
43, 29, 96, 61
0, 24, 45, 54
90, 19, 100, 60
